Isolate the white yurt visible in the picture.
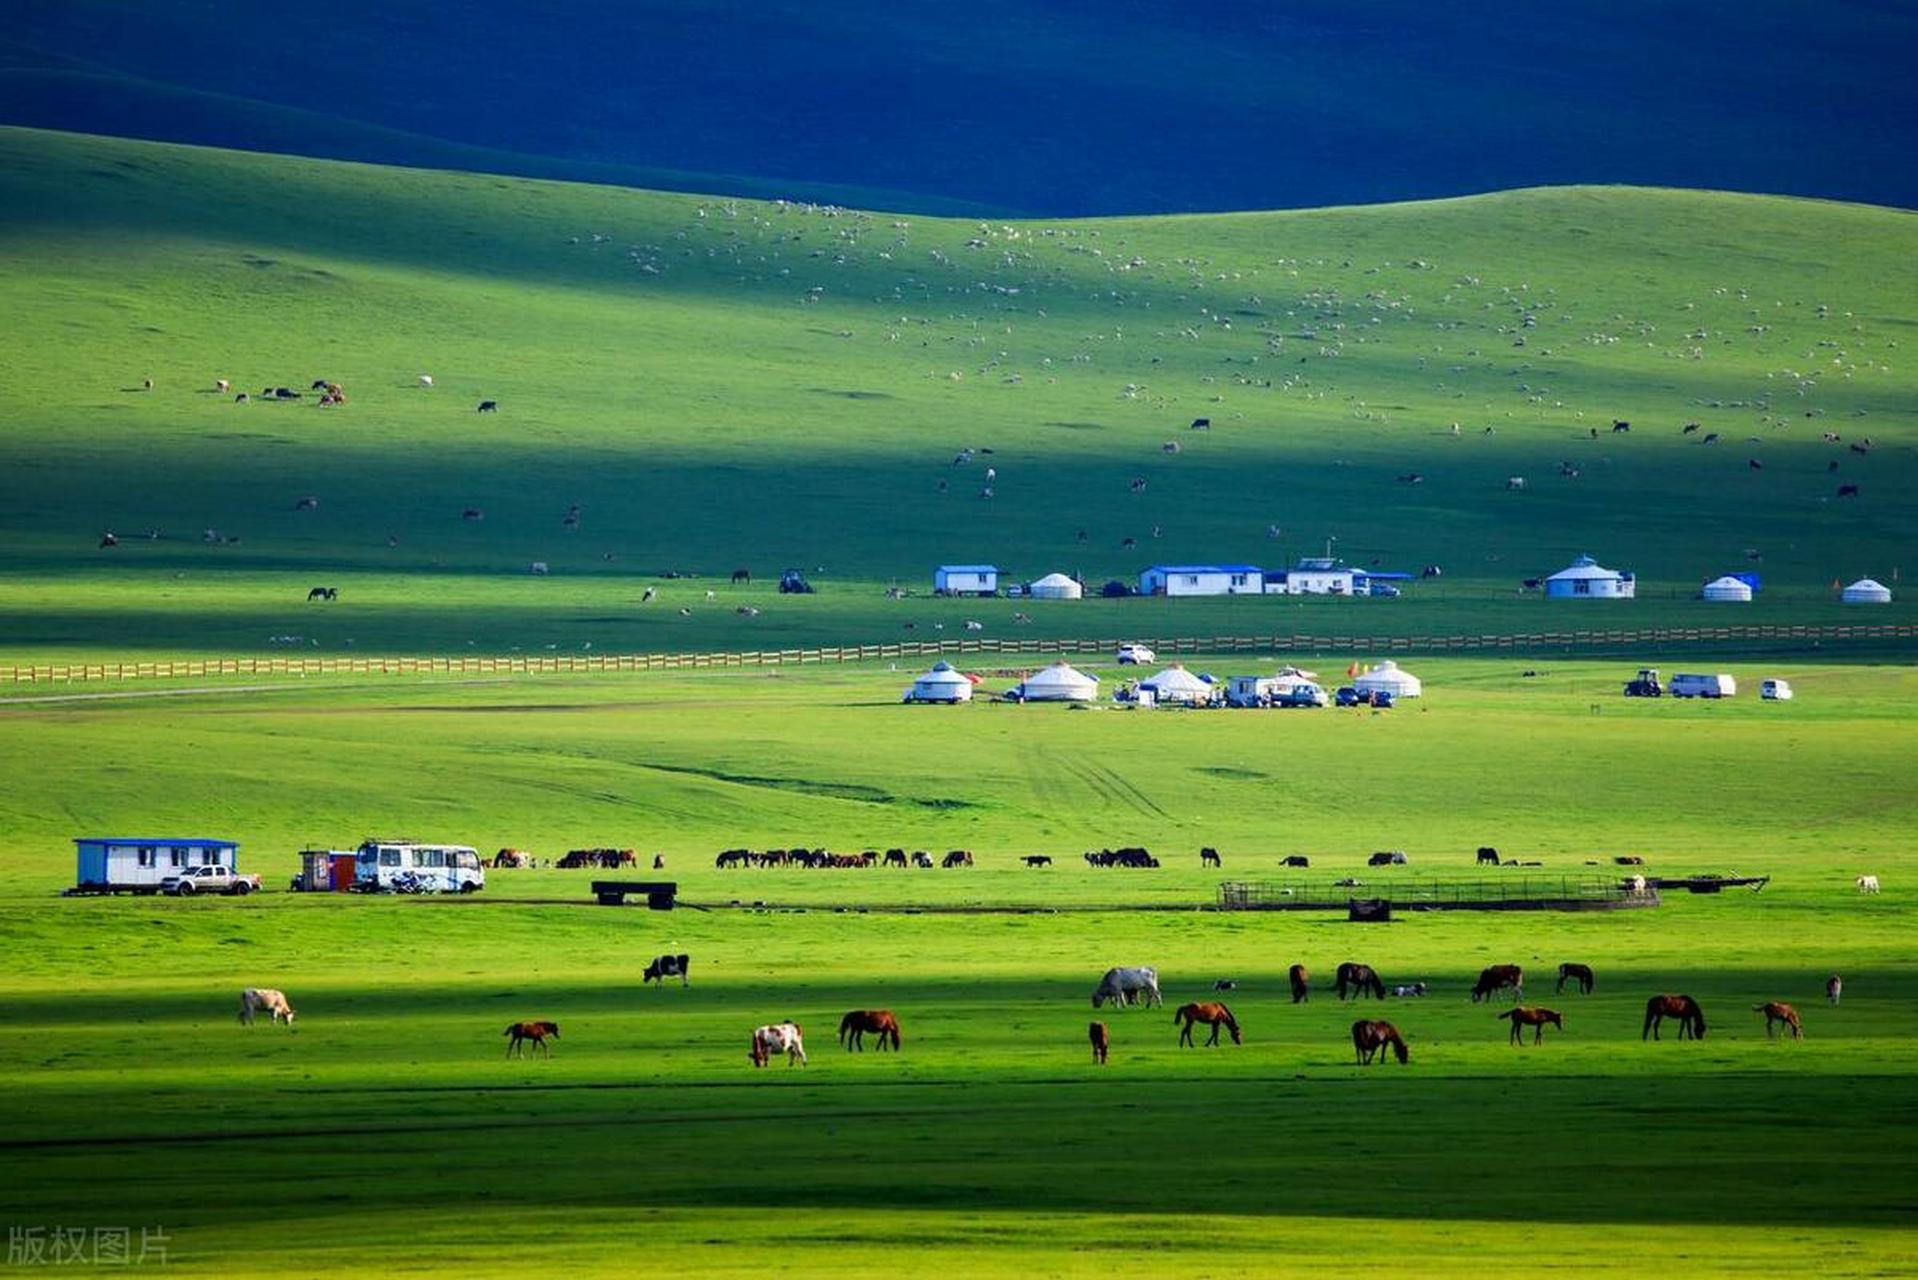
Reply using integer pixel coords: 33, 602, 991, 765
903, 660, 974, 703
1027, 572, 1083, 601
1701, 575, 1754, 603
1137, 664, 1219, 706
1353, 660, 1423, 698
1010, 661, 1100, 702
1841, 577, 1892, 605
1545, 554, 1636, 599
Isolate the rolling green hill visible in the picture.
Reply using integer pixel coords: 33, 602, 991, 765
0, 126, 1913, 661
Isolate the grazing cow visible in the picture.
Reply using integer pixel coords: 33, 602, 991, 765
731, 568, 751, 585
1506, 476, 1527, 491
1827, 975, 1843, 1005
641, 587, 656, 603
883, 849, 908, 868
238, 988, 296, 1026
492, 849, 531, 869
1476, 846, 1501, 866
462, 508, 485, 521
1556, 963, 1595, 995
1857, 875, 1881, 894
1281, 855, 1310, 868
306, 586, 337, 601
911, 852, 933, 869
1174, 1002, 1242, 1047
1092, 966, 1162, 1010
99, 532, 119, 548
1391, 983, 1429, 998
1642, 994, 1707, 1041
530, 562, 548, 575
1682, 422, 1700, 435
1212, 979, 1237, 992
1837, 484, 1860, 498
1500, 1006, 1564, 1045
476, 400, 498, 413
1162, 441, 1182, 454
1089, 1021, 1110, 1064
1397, 472, 1423, 485
1612, 420, 1631, 432
837, 1009, 901, 1052
1614, 855, 1644, 866
1200, 847, 1222, 868
419, 375, 434, 387
234, 392, 249, 402
1748, 458, 1763, 471
1702, 432, 1720, 444
505, 1020, 559, 1057
1352, 1019, 1409, 1065
653, 854, 665, 870
1624, 875, 1648, 894
1022, 855, 1052, 867
643, 953, 691, 987
942, 850, 973, 869
1368, 851, 1406, 867
1471, 965, 1525, 1004
1335, 962, 1386, 1001
749, 1021, 806, 1068
1754, 1001, 1803, 1040
1190, 417, 1211, 430
1421, 564, 1443, 579
1289, 964, 1310, 1004
715, 849, 752, 869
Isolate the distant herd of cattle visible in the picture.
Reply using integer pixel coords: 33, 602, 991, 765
479, 845, 1662, 872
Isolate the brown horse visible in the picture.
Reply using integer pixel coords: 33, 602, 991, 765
1642, 994, 1707, 1040
1556, 963, 1595, 995
1335, 962, 1386, 1000
1289, 963, 1311, 1004
837, 1009, 902, 1052
1471, 964, 1524, 1003
504, 1020, 559, 1057
1174, 1002, 1242, 1047
1755, 1002, 1803, 1040
1499, 1006, 1564, 1045
1352, 1019, 1409, 1065
1089, 1021, 1109, 1064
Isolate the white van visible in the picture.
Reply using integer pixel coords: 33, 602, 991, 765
354, 841, 486, 893
1669, 673, 1737, 699
1761, 679, 1793, 701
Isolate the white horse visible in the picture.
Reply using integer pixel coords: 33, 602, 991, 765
238, 988, 295, 1026
1092, 966, 1162, 1010
749, 1022, 806, 1067
1857, 875, 1881, 894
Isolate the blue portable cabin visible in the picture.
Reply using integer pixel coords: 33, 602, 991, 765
73, 837, 240, 893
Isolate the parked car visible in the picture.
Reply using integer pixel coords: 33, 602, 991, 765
1335, 686, 1365, 707
1116, 644, 1156, 665
1275, 683, 1328, 708
161, 864, 261, 896
1367, 581, 1402, 598
1761, 678, 1793, 701
1368, 690, 1396, 709
1670, 673, 1737, 699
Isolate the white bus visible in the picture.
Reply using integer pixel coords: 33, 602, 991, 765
354, 841, 486, 893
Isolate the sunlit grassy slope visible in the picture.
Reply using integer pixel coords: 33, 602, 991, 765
0, 126, 1913, 661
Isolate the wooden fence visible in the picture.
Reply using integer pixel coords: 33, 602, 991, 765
4, 622, 1913, 685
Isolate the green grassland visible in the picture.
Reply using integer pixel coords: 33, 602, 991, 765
0, 126, 1913, 662
4, 128, 1918, 1275
2, 659, 1915, 1273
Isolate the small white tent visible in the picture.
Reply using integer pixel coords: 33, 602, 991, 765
1137, 664, 1219, 706
1353, 660, 1423, 698
1841, 577, 1892, 605
904, 660, 974, 703
1027, 572, 1083, 601
1010, 661, 1099, 702
1701, 576, 1754, 603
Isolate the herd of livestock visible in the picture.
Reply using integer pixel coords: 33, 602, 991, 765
235, 958, 1837, 1072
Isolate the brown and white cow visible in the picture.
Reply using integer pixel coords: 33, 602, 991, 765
238, 988, 295, 1026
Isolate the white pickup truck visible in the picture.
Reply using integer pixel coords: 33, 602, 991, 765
161, 864, 262, 896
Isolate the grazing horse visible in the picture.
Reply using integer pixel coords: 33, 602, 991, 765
238, 988, 295, 1026
1174, 1002, 1242, 1047
1476, 846, 1501, 866
1499, 1006, 1564, 1045
1281, 855, 1310, 868
1089, 1021, 1109, 1064
838, 1009, 902, 1052
1755, 1001, 1803, 1040
749, 1021, 806, 1068
1092, 966, 1162, 1009
1022, 855, 1052, 867
306, 586, 337, 601
476, 400, 498, 413
643, 953, 690, 987
1471, 965, 1525, 1003
1556, 963, 1595, 995
731, 568, 751, 585
1352, 1020, 1409, 1065
1335, 962, 1386, 1001
942, 850, 973, 868
1856, 875, 1881, 894
1827, 975, 1843, 1005
1200, 847, 1222, 867
1642, 994, 1707, 1041
504, 1020, 559, 1057
1289, 963, 1311, 1004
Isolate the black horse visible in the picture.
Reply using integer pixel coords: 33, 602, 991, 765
306, 586, 338, 601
